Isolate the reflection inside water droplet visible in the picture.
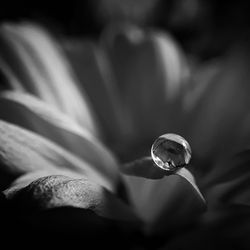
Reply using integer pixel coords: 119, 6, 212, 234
151, 133, 191, 171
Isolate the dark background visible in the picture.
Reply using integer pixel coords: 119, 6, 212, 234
1, 0, 250, 60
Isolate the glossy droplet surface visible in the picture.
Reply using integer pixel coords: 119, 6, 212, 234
151, 133, 191, 171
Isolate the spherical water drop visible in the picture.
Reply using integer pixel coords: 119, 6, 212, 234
151, 133, 191, 171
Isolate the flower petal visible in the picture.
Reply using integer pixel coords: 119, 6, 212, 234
63, 39, 129, 148
203, 149, 250, 208
4, 174, 139, 222
2, 174, 142, 248
0, 22, 99, 137
100, 24, 205, 230
186, 47, 250, 167
122, 157, 206, 225
123, 169, 206, 233
123, 156, 206, 205
122, 156, 166, 179
0, 91, 121, 190
100, 24, 189, 160
0, 120, 118, 192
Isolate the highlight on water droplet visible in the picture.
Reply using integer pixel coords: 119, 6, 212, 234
151, 133, 192, 171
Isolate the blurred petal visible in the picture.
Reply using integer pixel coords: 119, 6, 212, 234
203, 149, 250, 208
0, 22, 99, 137
4, 174, 139, 222
100, 24, 250, 177
100, 24, 189, 160
2, 174, 143, 248
0, 91, 121, 191
122, 157, 206, 226
122, 156, 166, 179
152, 31, 190, 101
100, 24, 206, 231
204, 150, 250, 186
175, 167, 205, 203
123, 169, 205, 233
123, 156, 205, 204
0, 120, 118, 192
63, 39, 130, 146
186, 47, 250, 166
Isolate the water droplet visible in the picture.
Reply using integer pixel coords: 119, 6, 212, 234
151, 133, 191, 171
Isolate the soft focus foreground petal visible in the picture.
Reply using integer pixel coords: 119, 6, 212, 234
164, 205, 250, 250
0, 91, 121, 191
0, 22, 99, 137
2, 174, 142, 249
101, 24, 189, 161
0, 120, 117, 192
